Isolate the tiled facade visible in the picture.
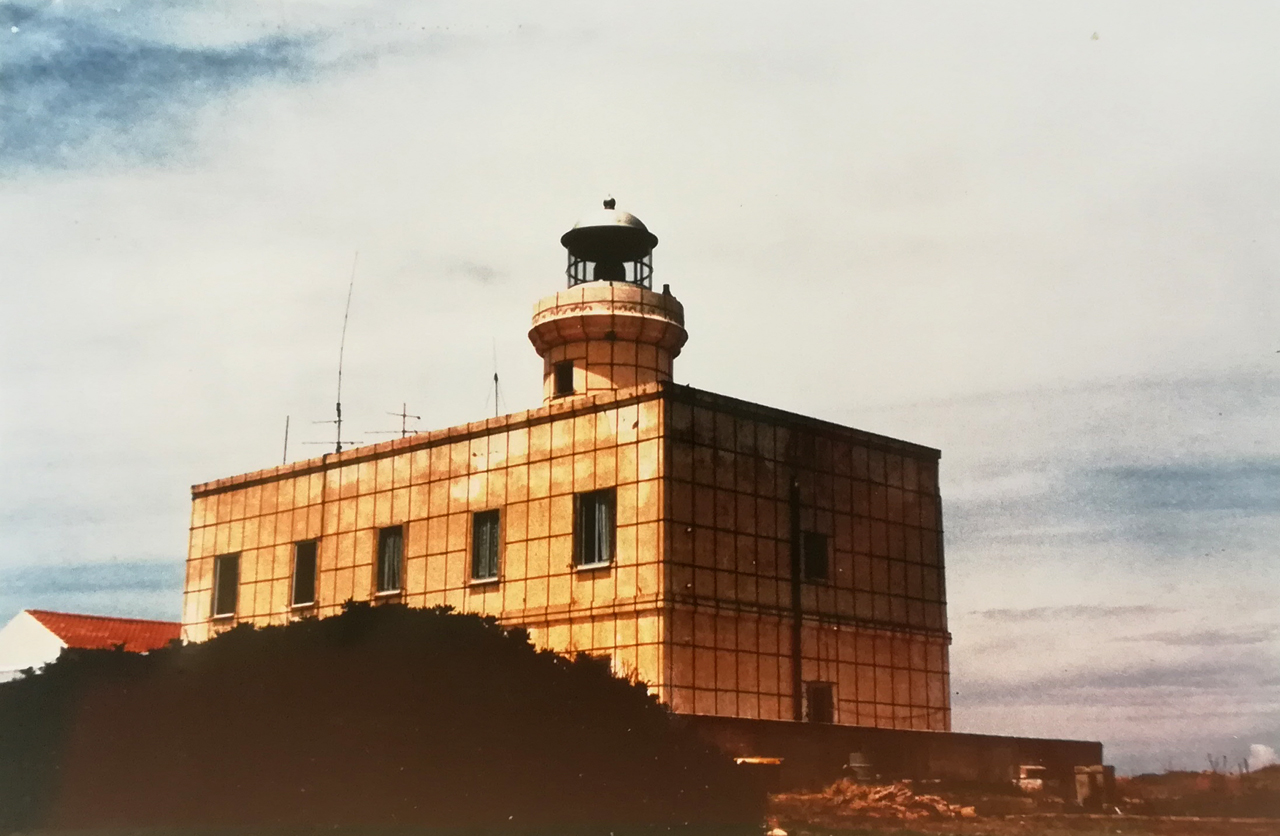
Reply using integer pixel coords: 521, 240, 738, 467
185, 387, 670, 691
184, 384, 949, 732
661, 389, 949, 730
529, 282, 687, 401
183, 207, 950, 732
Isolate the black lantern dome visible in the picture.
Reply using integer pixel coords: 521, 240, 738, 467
560, 198, 658, 287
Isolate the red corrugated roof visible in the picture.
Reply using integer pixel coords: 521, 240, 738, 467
26, 610, 180, 653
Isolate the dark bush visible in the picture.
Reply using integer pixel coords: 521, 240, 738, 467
0, 603, 761, 833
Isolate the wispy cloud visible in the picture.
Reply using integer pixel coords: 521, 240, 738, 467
1135, 626, 1278, 648
0, 561, 182, 624
947, 454, 1280, 558
1082, 460, 1280, 516
0, 1, 320, 170
971, 605, 1168, 623
959, 658, 1279, 706
449, 260, 505, 284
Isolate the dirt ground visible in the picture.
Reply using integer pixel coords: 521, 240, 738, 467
766, 816, 1280, 836
767, 770, 1280, 836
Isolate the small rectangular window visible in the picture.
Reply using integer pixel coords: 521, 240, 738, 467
471, 510, 501, 581
804, 681, 834, 724
553, 360, 575, 397
801, 531, 829, 582
292, 540, 318, 606
212, 554, 239, 617
376, 526, 403, 593
574, 488, 616, 568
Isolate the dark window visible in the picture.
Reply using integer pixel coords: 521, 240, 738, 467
574, 488, 616, 567
804, 681, 834, 724
471, 510, 501, 581
376, 526, 403, 593
801, 531, 829, 582
212, 554, 239, 617
292, 540, 318, 606
553, 361, 575, 397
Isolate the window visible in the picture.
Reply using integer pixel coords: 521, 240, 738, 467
292, 540, 318, 606
471, 510, 501, 581
574, 488, 615, 568
801, 530, 829, 582
211, 554, 239, 617
553, 360, 575, 397
804, 681, 834, 724
376, 526, 403, 593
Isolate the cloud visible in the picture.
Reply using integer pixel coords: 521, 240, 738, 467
449, 260, 505, 283
945, 454, 1280, 559
971, 605, 1167, 623
0, 1, 320, 170
1136, 626, 1278, 648
1249, 744, 1278, 771
1082, 460, 1280, 516
958, 658, 1278, 707
0, 561, 182, 625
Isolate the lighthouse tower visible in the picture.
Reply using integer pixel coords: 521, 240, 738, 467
528, 199, 688, 404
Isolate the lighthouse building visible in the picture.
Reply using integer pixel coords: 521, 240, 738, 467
183, 202, 951, 733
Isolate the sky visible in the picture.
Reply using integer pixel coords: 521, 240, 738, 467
0, 0, 1276, 775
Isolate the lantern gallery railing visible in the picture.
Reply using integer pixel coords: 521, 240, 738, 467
565, 251, 653, 288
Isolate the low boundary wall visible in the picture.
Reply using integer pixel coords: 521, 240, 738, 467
683, 715, 1103, 791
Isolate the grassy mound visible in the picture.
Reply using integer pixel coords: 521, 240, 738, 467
0, 603, 761, 832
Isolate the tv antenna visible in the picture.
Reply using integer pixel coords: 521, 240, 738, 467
367, 403, 422, 439
484, 338, 503, 419
334, 251, 359, 454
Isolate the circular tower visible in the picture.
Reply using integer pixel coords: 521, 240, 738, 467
529, 199, 688, 404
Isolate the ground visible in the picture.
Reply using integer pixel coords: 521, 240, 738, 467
767, 769, 1280, 836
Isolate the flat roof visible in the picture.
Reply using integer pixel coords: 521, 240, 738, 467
193, 382, 940, 498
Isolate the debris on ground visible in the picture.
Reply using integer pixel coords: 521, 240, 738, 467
771, 778, 978, 823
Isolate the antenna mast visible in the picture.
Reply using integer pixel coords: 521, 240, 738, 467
335, 252, 358, 454
491, 338, 501, 418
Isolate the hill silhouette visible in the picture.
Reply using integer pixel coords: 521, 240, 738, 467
0, 602, 761, 833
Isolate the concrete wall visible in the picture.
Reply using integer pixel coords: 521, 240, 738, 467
662, 386, 951, 731
685, 715, 1103, 791
183, 382, 954, 732
183, 384, 671, 690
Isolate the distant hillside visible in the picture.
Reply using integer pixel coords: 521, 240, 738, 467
0, 602, 761, 833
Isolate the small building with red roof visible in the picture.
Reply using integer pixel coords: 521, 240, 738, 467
0, 609, 180, 682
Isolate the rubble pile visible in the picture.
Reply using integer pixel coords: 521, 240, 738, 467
772, 778, 978, 823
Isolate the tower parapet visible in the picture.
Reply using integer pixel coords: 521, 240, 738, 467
529, 200, 688, 403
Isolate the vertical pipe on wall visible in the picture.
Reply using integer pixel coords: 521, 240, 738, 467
789, 475, 803, 722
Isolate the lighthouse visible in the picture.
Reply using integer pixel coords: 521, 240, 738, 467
528, 199, 688, 403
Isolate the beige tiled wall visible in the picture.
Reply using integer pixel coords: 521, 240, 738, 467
661, 396, 951, 731
184, 391, 668, 688
183, 385, 951, 730
541, 339, 674, 402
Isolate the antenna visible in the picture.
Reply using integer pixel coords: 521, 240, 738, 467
335, 252, 358, 454
367, 403, 422, 439
282, 415, 290, 464
309, 417, 362, 450
491, 338, 501, 418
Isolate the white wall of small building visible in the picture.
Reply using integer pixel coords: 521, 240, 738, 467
0, 611, 66, 682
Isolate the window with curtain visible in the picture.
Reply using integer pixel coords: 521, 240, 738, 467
376, 526, 403, 593
471, 509, 501, 581
574, 488, 616, 568
212, 553, 239, 617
